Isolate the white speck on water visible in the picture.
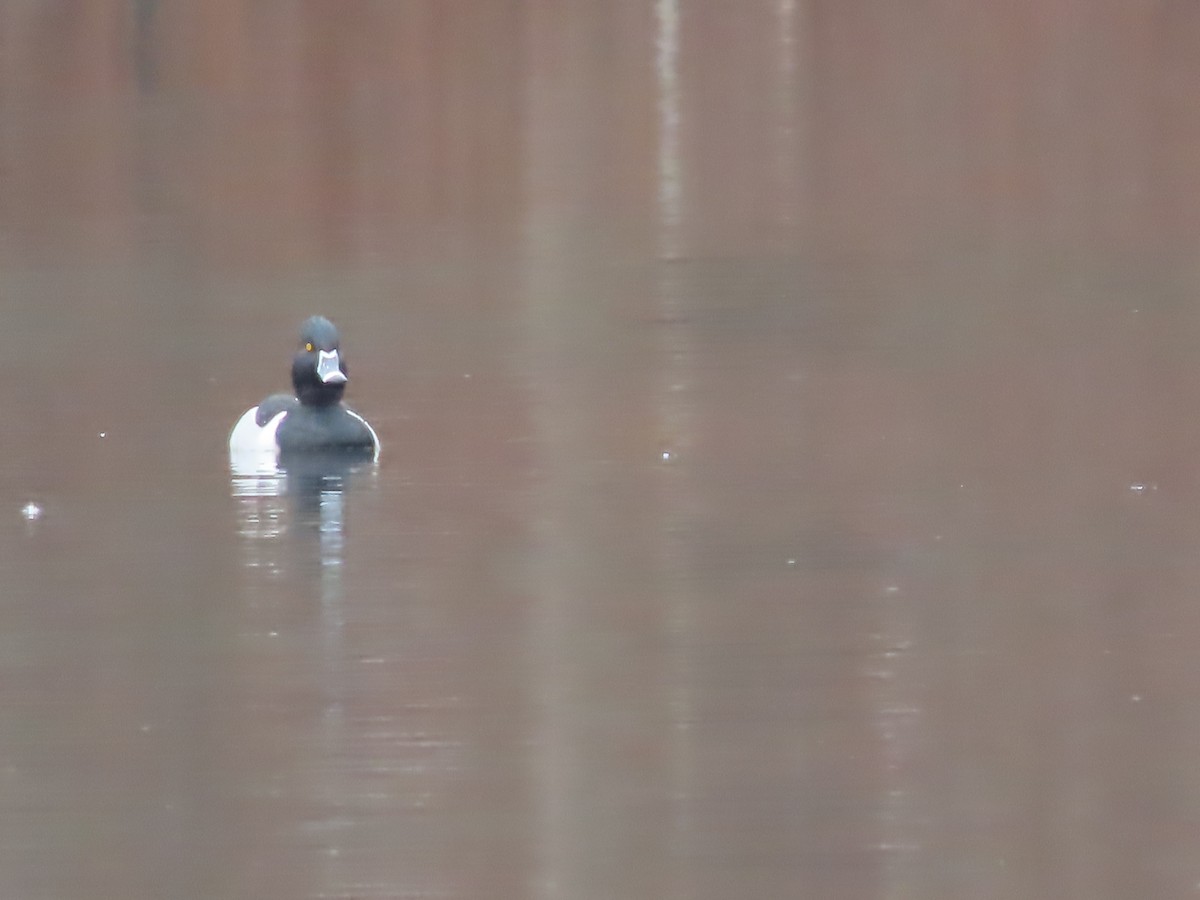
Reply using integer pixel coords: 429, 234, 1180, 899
786, 558, 796, 566
661, 450, 674, 462
1128, 482, 1157, 494
1131, 694, 1142, 702
20, 502, 42, 521
877, 840, 920, 852
268, 631, 279, 638
885, 584, 900, 595
99, 432, 106, 438
139, 723, 152, 733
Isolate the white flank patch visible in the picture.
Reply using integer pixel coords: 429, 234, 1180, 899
228, 407, 288, 475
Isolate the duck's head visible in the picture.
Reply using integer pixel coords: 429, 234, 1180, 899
292, 315, 349, 406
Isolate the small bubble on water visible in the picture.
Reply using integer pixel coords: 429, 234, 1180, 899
20, 502, 42, 522
661, 450, 674, 462
99, 432, 106, 438
1128, 482, 1156, 494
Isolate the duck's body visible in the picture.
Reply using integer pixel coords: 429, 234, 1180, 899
229, 316, 379, 460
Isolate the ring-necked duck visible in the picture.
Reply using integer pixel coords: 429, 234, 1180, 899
229, 316, 380, 460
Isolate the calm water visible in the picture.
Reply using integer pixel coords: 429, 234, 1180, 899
4, 3, 1200, 898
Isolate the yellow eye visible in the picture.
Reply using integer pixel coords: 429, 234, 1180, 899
305, 342, 314, 352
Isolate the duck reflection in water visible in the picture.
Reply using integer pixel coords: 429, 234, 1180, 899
229, 429, 377, 753
231, 448, 375, 575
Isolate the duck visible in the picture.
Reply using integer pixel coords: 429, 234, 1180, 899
229, 316, 380, 460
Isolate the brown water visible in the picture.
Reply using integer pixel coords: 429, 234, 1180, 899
4, 3, 1200, 898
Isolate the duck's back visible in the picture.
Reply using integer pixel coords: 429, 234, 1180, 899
255, 392, 299, 426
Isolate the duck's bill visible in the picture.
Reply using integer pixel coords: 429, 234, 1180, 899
316, 349, 348, 384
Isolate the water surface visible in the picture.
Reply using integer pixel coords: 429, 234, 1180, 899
3, 3, 1200, 898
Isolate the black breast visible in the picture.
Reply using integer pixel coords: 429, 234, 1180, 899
276, 406, 376, 452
